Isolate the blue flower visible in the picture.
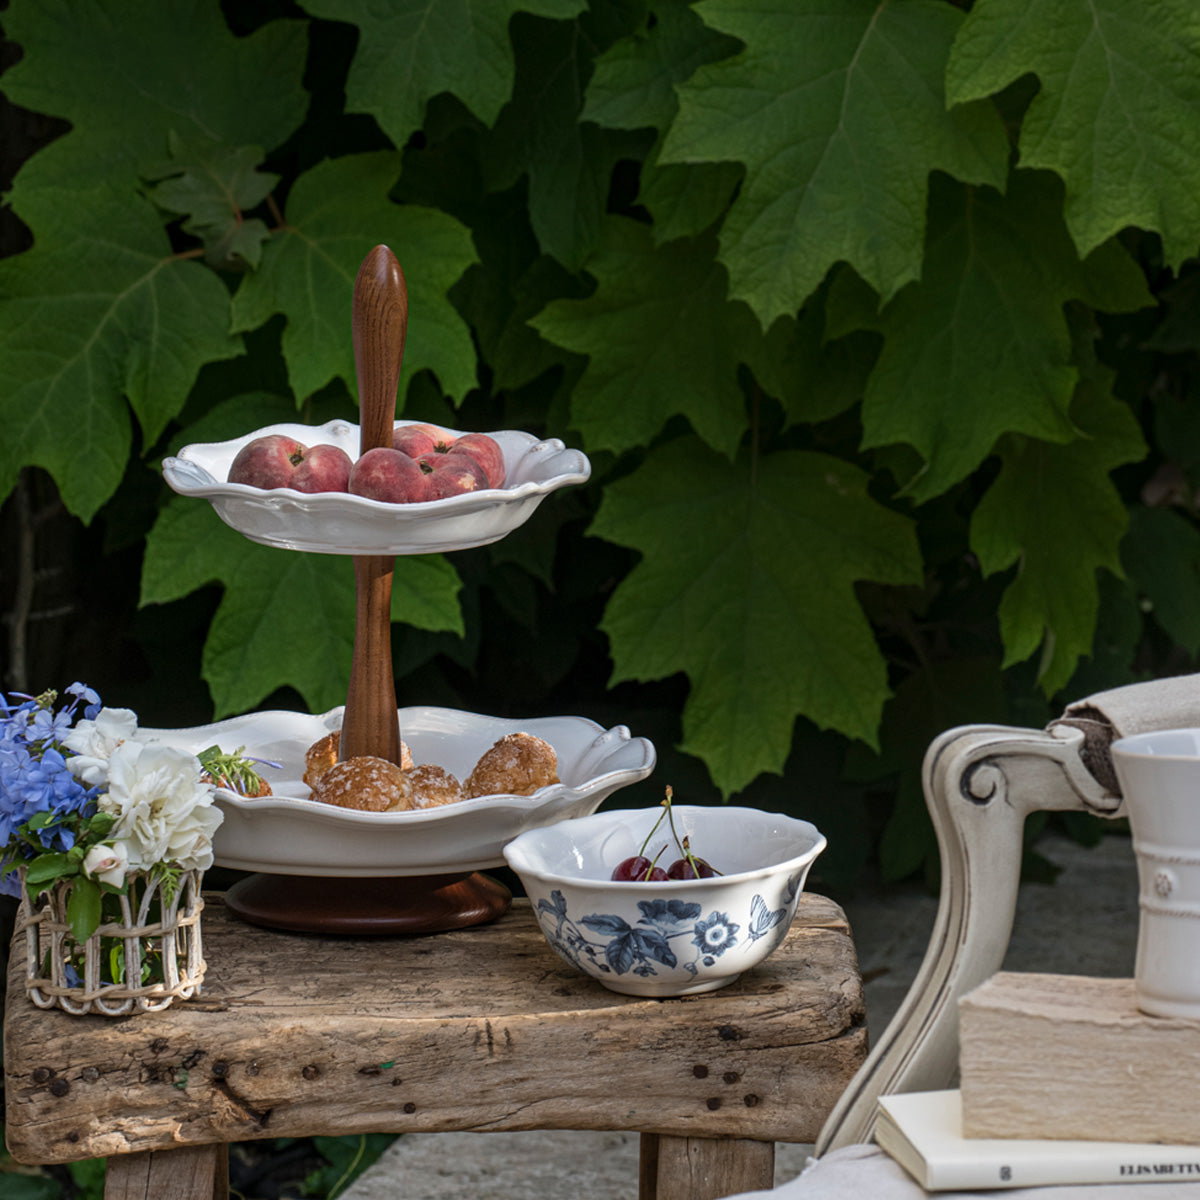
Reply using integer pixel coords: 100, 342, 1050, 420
0, 686, 101, 857
691, 911, 739, 957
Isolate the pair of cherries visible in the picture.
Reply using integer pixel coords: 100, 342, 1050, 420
609, 787, 720, 882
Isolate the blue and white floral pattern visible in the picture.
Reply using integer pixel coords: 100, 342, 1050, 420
535, 873, 804, 982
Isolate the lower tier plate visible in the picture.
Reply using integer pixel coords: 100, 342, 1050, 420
142, 706, 656, 878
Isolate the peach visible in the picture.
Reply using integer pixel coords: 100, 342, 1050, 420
291, 443, 352, 493
420, 451, 489, 498
228, 435, 352, 493
392, 423, 448, 458
348, 447, 431, 502
451, 432, 505, 488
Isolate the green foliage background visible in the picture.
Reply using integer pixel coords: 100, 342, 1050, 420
3, 0, 1200, 889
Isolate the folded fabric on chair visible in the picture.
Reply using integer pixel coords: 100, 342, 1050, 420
739, 1144, 1200, 1199
1049, 672, 1200, 797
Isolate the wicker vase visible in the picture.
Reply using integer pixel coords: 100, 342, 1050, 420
18, 869, 206, 1015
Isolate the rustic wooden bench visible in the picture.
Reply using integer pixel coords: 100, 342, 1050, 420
4, 891, 866, 1200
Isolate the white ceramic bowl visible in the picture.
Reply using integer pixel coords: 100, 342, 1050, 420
504, 805, 826, 997
161, 419, 591, 555
141, 707, 655, 877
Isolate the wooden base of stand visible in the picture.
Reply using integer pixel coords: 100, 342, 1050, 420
225, 871, 512, 935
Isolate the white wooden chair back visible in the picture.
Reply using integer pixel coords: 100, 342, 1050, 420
814, 718, 1119, 1155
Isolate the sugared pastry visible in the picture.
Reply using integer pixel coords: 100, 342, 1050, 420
310, 755, 410, 812
464, 732, 559, 799
404, 764, 464, 809
304, 730, 412, 788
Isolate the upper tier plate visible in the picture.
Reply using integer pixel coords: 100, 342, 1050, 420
141, 706, 656, 877
161, 420, 591, 555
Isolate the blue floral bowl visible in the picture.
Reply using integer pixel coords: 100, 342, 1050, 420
503, 804, 826, 997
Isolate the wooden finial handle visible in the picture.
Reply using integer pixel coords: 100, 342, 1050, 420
352, 244, 408, 455
341, 245, 407, 767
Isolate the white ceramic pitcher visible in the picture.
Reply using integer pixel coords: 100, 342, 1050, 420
1112, 727, 1200, 1019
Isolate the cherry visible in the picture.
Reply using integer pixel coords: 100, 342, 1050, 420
611, 855, 654, 881
666, 856, 717, 880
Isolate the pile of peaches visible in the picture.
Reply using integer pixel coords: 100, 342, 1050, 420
228, 425, 505, 503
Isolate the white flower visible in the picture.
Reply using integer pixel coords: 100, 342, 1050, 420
99, 740, 223, 872
62, 707, 139, 786
82, 841, 129, 889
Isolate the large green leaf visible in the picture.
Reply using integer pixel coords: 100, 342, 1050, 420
0, 185, 243, 521
482, 10, 651, 270
141, 498, 463, 718
144, 133, 280, 270
531, 216, 757, 457
947, 0, 1200, 269
583, 0, 739, 132
660, 0, 1010, 327
970, 382, 1146, 697
826, 172, 1153, 503
591, 437, 922, 795
301, 0, 587, 150
230, 152, 479, 406
3, 0, 307, 205
582, 0, 743, 242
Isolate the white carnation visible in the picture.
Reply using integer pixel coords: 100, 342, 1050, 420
100, 741, 223, 872
63, 707, 139, 786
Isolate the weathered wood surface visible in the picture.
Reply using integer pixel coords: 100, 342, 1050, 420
102, 1144, 227, 1200
960, 971, 1200, 1144
641, 1133, 775, 1200
5, 893, 865, 1165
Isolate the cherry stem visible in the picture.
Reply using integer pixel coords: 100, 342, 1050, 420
637, 799, 670, 858
641, 845, 667, 881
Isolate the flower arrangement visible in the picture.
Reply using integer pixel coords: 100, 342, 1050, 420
0, 683, 230, 1011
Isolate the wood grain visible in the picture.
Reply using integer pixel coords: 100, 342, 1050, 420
5, 894, 865, 1165
960, 970, 1200, 1144
102, 1144, 226, 1200
641, 1134, 775, 1200
341, 243, 408, 767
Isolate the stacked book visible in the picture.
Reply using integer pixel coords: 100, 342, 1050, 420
875, 972, 1200, 1190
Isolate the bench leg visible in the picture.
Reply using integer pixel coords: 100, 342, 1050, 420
640, 1133, 774, 1200
104, 1143, 228, 1200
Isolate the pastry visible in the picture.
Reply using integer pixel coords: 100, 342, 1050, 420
310, 755, 410, 812
304, 730, 412, 788
404, 763, 464, 809
464, 732, 558, 799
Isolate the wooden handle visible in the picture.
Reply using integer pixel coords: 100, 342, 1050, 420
341, 245, 408, 766
352, 244, 408, 456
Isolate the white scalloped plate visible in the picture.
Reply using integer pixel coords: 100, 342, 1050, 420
140, 707, 656, 877
161, 420, 591, 555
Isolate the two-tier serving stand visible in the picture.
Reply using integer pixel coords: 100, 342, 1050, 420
158, 245, 655, 935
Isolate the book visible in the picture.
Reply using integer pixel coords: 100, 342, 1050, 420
876, 1090, 1200, 1191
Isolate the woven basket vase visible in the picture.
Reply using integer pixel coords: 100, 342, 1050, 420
18, 868, 206, 1016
